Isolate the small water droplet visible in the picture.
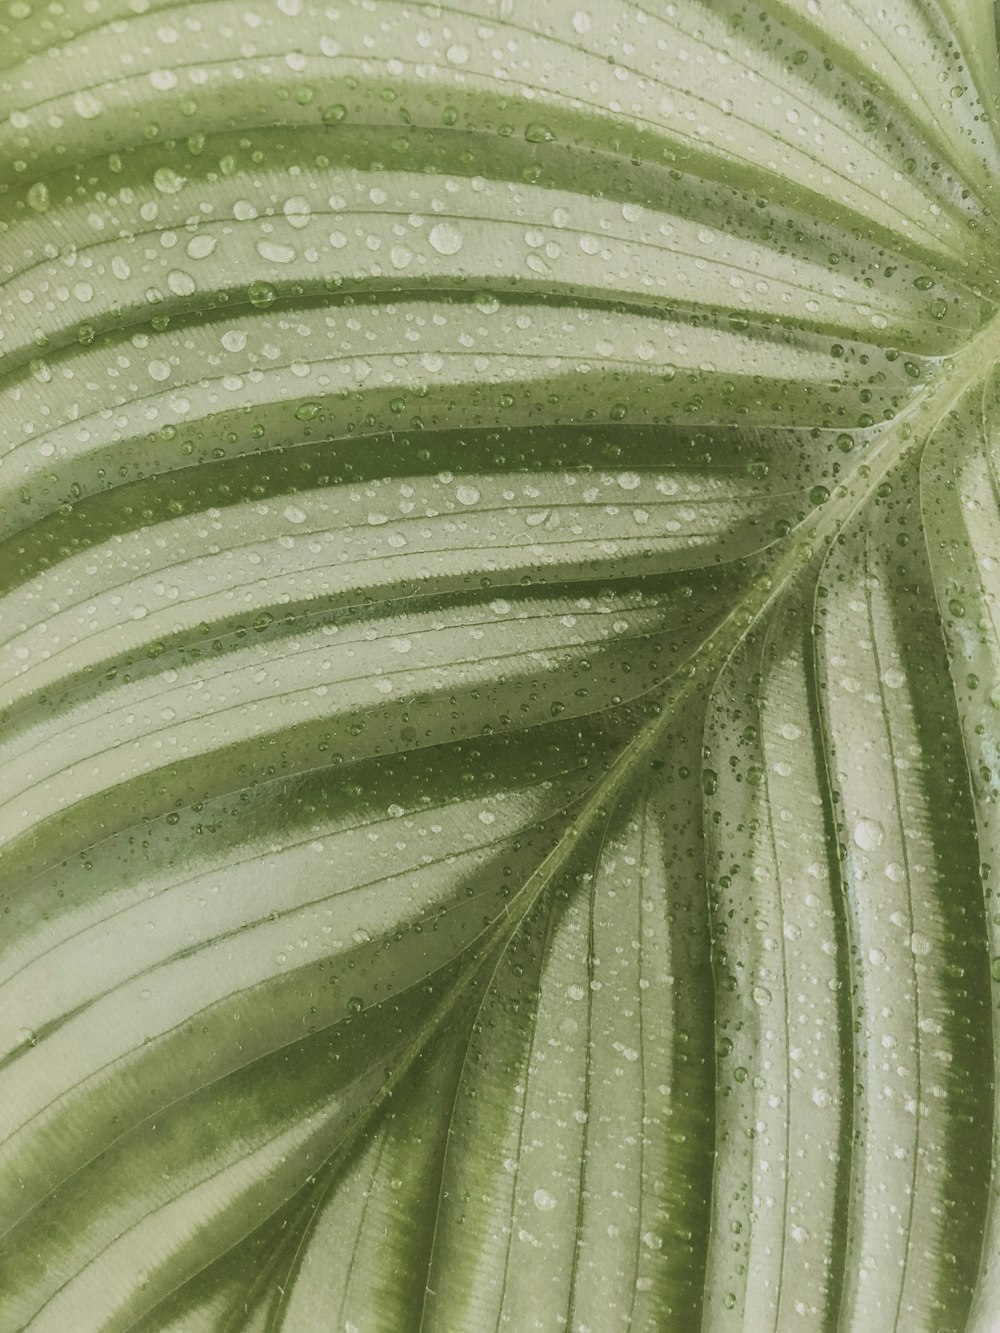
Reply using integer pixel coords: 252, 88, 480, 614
248, 280, 277, 308
73, 90, 102, 119
153, 166, 186, 194
283, 196, 312, 228
26, 181, 49, 212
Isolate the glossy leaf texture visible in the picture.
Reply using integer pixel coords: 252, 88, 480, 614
2, 0, 1000, 1329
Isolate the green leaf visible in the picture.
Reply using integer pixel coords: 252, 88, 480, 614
2, 0, 1000, 1329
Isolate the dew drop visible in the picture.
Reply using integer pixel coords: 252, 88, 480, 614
73, 90, 102, 119
167, 269, 196, 296
186, 234, 217, 259
256, 239, 296, 264
248, 280, 277, 308
153, 166, 186, 194
853, 818, 885, 851
283, 195, 312, 228
26, 181, 49, 212
428, 221, 464, 256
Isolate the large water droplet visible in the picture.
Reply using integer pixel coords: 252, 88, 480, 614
428, 221, 464, 255
853, 818, 885, 851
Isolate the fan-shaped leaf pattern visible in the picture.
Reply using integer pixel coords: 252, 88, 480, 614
2, 0, 1000, 1329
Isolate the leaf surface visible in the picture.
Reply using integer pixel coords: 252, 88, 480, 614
2, 1, 1000, 1329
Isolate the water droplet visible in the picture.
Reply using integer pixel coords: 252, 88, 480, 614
853, 818, 885, 851
428, 221, 464, 256
533, 1188, 557, 1211
167, 269, 196, 296
248, 280, 277, 308
73, 90, 102, 119
26, 181, 49, 212
256, 239, 296, 264
186, 234, 217, 259
456, 483, 480, 505
153, 166, 186, 194
283, 196, 312, 228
